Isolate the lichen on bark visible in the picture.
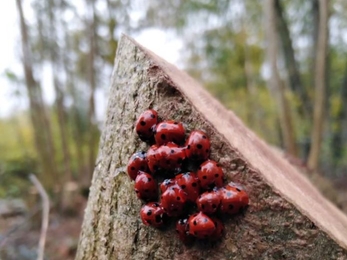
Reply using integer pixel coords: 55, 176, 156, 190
76, 36, 347, 260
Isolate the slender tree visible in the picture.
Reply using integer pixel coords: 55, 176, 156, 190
265, 0, 297, 156
86, 0, 100, 181
46, 0, 73, 183
274, 0, 311, 118
16, 0, 58, 189
307, 0, 329, 171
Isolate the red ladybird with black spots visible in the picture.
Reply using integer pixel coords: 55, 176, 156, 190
175, 172, 200, 203
196, 189, 221, 215
134, 171, 158, 201
161, 185, 187, 217
197, 160, 224, 190
185, 130, 211, 161
160, 178, 176, 194
175, 218, 195, 245
219, 182, 249, 215
147, 142, 185, 174
127, 151, 148, 180
154, 120, 185, 146
135, 109, 158, 142
209, 217, 224, 241
140, 202, 166, 228
187, 212, 216, 239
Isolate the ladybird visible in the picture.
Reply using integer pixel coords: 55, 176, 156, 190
154, 120, 185, 146
126, 151, 148, 180
196, 189, 221, 215
175, 172, 200, 202
209, 217, 224, 241
161, 185, 187, 217
175, 218, 195, 245
197, 160, 224, 190
187, 212, 215, 239
147, 142, 185, 174
219, 182, 249, 215
160, 178, 176, 194
185, 130, 211, 161
135, 109, 158, 142
134, 171, 158, 201
140, 202, 166, 228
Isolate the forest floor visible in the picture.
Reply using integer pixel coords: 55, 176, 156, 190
0, 197, 86, 260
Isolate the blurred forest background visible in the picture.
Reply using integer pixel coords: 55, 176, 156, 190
1, 0, 347, 259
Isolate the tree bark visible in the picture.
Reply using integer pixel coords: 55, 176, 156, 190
307, 0, 329, 171
265, 0, 298, 156
76, 35, 347, 260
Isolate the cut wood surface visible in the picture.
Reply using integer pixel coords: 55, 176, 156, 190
76, 35, 347, 260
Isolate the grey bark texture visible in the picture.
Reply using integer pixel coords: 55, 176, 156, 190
76, 35, 347, 260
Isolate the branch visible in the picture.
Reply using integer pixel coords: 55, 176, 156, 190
29, 174, 50, 260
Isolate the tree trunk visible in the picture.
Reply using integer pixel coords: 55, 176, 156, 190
47, 0, 72, 185
307, 0, 329, 171
274, 0, 311, 118
16, 0, 58, 190
86, 0, 99, 183
76, 35, 347, 260
265, 0, 298, 156
331, 58, 347, 169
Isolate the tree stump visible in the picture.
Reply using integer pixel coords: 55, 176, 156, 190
76, 35, 347, 260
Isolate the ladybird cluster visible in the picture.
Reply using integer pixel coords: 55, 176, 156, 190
126, 109, 249, 245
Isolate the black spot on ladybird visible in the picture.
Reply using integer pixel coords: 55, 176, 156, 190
197, 144, 202, 149
162, 124, 167, 128
203, 218, 208, 223
161, 134, 166, 140
148, 178, 152, 181
174, 122, 178, 124
202, 204, 205, 209
226, 192, 232, 198
131, 167, 135, 170
193, 220, 197, 225
177, 197, 181, 201
229, 204, 234, 209
171, 149, 174, 153
181, 185, 186, 189
151, 114, 155, 118
236, 188, 241, 192
140, 121, 146, 126
147, 210, 152, 216
144, 189, 149, 192
187, 145, 190, 149
215, 174, 219, 177
192, 182, 197, 187
155, 215, 162, 222
203, 176, 207, 179
202, 135, 207, 139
